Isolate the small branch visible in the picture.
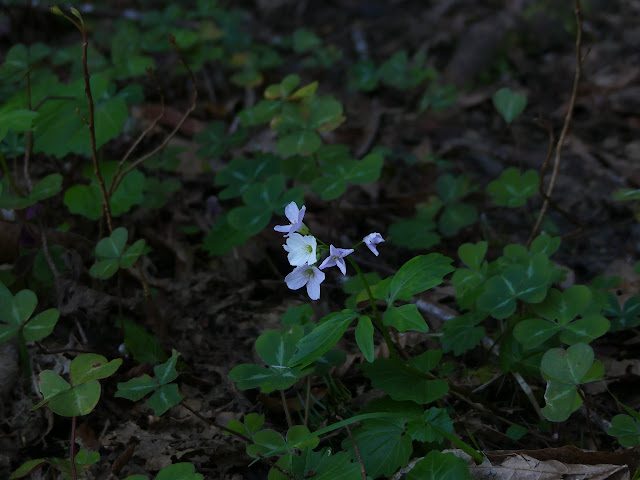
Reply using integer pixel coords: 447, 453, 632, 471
528, 0, 583, 243
24, 70, 33, 191
109, 35, 197, 195
343, 421, 367, 480
304, 376, 311, 428
70, 416, 78, 480
281, 390, 294, 429
56, 6, 113, 231
109, 67, 166, 198
179, 400, 252, 443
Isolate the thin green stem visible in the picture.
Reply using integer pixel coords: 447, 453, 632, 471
70, 416, 78, 480
346, 256, 399, 361
0, 151, 26, 197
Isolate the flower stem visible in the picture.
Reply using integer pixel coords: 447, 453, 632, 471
347, 257, 399, 361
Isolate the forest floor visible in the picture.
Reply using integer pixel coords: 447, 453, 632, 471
2, 0, 640, 479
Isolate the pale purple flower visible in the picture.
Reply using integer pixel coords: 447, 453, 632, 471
274, 201, 306, 237
319, 245, 354, 275
283, 233, 317, 266
285, 264, 325, 300
363, 232, 384, 256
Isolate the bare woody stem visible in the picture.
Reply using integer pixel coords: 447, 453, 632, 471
62, 8, 114, 231
528, 0, 583, 244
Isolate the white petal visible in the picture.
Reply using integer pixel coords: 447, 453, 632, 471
284, 202, 299, 223
319, 256, 335, 270
285, 267, 308, 290
307, 280, 320, 300
336, 258, 347, 275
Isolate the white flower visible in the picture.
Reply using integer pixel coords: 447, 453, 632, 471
274, 201, 306, 237
283, 233, 317, 266
363, 232, 384, 256
319, 245, 354, 275
285, 264, 325, 300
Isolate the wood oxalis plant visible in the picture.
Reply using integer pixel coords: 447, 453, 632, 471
3, 0, 640, 479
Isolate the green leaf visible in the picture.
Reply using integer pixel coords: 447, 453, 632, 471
287, 448, 361, 480
29, 174, 62, 202
69, 354, 122, 386
541, 343, 594, 384
23, 309, 59, 342
348, 153, 383, 184
607, 415, 640, 447
441, 312, 487, 355
289, 310, 359, 368
388, 254, 455, 302
95, 227, 128, 258
154, 349, 181, 385
310, 175, 348, 201
355, 316, 375, 362
292, 28, 322, 53
342, 418, 412, 478
406, 407, 455, 443
541, 380, 582, 422
242, 174, 285, 209
32, 370, 71, 410
506, 424, 528, 440
607, 295, 640, 331
458, 241, 488, 272
227, 205, 272, 236
119, 317, 167, 363
147, 383, 183, 416
308, 95, 343, 130
559, 314, 610, 345
613, 188, 640, 202
383, 304, 429, 333
115, 374, 159, 401
247, 429, 286, 458
156, 462, 203, 480
280, 155, 318, 183
487, 168, 539, 208
513, 318, 562, 349
288, 81, 319, 100
202, 215, 250, 255
406, 451, 472, 480
438, 203, 477, 237
89, 259, 120, 280
228, 363, 301, 393
286, 425, 320, 450
48, 380, 101, 416
530, 234, 561, 256
276, 130, 322, 157
9, 458, 48, 479
0, 324, 19, 343
255, 327, 304, 367
280, 304, 314, 327
478, 255, 552, 319
120, 239, 146, 268
532, 286, 591, 324
0, 289, 37, 326
348, 60, 379, 91
239, 99, 281, 126
360, 357, 448, 404
388, 218, 440, 250
215, 155, 280, 199
436, 174, 474, 204
493, 87, 527, 124
63, 184, 103, 220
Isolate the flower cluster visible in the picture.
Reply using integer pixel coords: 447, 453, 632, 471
275, 202, 384, 300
